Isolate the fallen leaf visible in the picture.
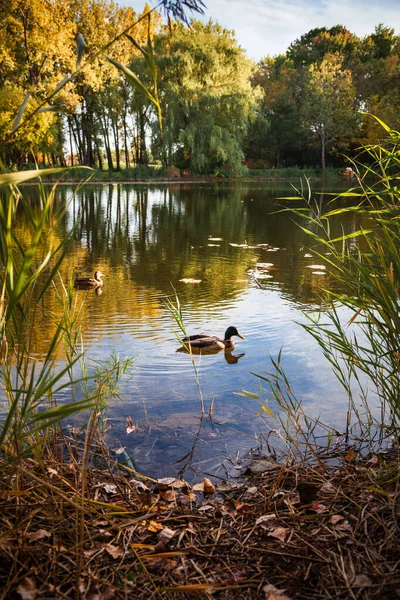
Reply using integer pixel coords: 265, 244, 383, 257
267, 527, 289, 542
105, 544, 124, 559
157, 477, 176, 486
330, 515, 344, 525
179, 278, 201, 284
160, 490, 176, 502
264, 583, 292, 600
353, 574, 372, 587
192, 482, 204, 492
102, 484, 118, 494
27, 529, 51, 542
113, 447, 125, 455
256, 514, 277, 527
344, 449, 356, 462
126, 416, 136, 434
83, 547, 98, 557
159, 527, 176, 542
203, 477, 215, 494
17, 577, 37, 600
320, 481, 335, 494
148, 521, 164, 533
310, 502, 328, 514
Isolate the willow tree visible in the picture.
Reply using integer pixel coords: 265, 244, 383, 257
300, 52, 357, 169
156, 20, 261, 174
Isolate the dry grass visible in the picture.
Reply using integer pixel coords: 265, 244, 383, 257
1, 436, 399, 600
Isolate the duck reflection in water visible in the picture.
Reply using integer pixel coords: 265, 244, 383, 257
176, 326, 245, 364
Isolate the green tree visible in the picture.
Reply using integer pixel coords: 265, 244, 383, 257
155, 20, 260, 174
300, 52, 357, 169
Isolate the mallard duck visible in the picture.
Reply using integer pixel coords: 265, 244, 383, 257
74, 271, 105, 288
181, 326, 245, 351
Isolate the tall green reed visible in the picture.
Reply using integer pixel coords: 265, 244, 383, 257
243, 118, 400, 450
0, 169, 99, 459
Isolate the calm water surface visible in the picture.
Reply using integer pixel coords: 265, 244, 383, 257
20, 181, 374, 480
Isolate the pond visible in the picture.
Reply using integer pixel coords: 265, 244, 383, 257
17, 181, 373, 480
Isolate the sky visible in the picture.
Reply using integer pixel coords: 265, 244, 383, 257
122, 0, 400, 59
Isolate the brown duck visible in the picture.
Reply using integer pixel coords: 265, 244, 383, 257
74, 271, 105, 288
181, 326, 245, 351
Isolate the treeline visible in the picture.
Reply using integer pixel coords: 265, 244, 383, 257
1, 0, 399, 173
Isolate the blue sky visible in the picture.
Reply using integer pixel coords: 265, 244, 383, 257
123, 0, 400, 59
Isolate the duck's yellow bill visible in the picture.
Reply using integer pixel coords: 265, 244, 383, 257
237, 332, 245, 340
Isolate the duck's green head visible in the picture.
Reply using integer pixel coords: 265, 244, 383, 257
224, 326, 245, 340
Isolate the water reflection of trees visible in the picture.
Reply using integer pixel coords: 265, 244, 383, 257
13, 182, 362, 355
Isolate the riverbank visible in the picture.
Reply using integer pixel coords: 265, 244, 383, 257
1, 435, 398, 599
14, 165, 345, 185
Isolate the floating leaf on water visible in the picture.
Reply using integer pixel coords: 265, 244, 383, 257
113, 447, 126, 455
306, 264, 326, 269
126, 416, 136, 434
179, 278, 202, 284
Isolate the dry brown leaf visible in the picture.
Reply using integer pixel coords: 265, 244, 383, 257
26, 529, 51, 542
157, 477, 176, 486
256, 514, 277, 527
47, 467, 58, 477
105, 543, 124, 559
159, 527, 176, 542
192, 482, 204, 491
264, 583, 292, 599
330, 514, 344, 525
101, 484, 117, 494
320, 481, 335, 493
203, 477, 215, 494
17, 577, 37, 600
148, 521, 164, 533
353, 574, 372, 587
160, 490, 176, 502
310, 502, 328, 513
267, 527, 289, 542
344, 449, 356, 462
83, 547, 98, 557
